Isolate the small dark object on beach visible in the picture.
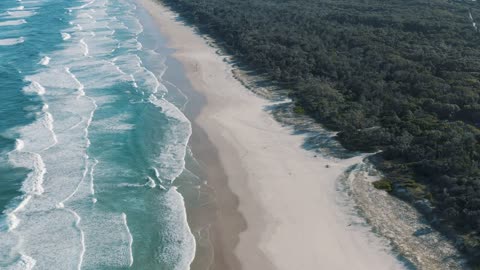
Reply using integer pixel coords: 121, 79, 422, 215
325, 164, 330, 168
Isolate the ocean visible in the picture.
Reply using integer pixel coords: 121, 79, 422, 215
0, 0, 197, 269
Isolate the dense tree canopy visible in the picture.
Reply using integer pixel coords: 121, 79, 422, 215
160, 0, 480, 265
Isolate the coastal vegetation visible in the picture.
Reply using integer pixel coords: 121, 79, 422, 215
159, 0, 480, 265
373, 179, 393, 192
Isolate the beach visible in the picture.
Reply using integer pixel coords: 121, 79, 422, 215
138, 0, 407, 269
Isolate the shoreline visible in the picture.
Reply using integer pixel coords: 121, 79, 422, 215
138, 0, 408, 269
161, 54, 247, 270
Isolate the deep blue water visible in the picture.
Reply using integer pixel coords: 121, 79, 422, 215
0, 0, 196, 269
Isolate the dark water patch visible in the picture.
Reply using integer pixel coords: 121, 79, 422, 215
0, 0, 73, 213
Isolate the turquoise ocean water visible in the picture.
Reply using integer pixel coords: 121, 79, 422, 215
0, 0, 197, 268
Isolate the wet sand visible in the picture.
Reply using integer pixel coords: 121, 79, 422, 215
138, 0, 407, 269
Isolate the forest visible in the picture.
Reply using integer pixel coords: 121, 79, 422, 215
159, 0, 480, 265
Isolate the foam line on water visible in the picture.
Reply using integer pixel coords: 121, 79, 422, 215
161, 188, 197, 269
164, 80, 189, 111
65, 67, 85, 98
15, 139, 25, 151
57, 153, 89, 209
5, 10, 36, 18
129, 74, 138, 88
71, 0, 96, 10
148, 95, 192, 183
89, 158, 98, 198
78, 13, 93, 19
80, 38, 89, 57
5, 77, 56, 236
42, 111, 58, 151
67, 118, 85, 131
0, 19, 26, 26
153, 167, 162, 183
61, 32, 71, 40
121, 213, 134, 267
23, 81, 45, 95
21, 152, 46, 196
117, 183, 145, 188
0, 37, 24, 46
39, 56, 50, 66
58, 66, 97, 204
22, 79, 59, 152
11, 254, 36, 270
107, 60, 126, 75
145, 177, 156, 188
9, 6, 25, 11
65, 208, 85, 270
6, 195, 31, 231
5, 150, 46, 234
143, 67, 160, 94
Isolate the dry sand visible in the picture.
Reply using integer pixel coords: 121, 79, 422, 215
138, 0, 407, 269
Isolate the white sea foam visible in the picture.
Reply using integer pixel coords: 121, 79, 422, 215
0, 0, 198, 268
80, 38, 89, 56
67, 118, 85, 131
0, 19, 26, 26
89, 159, 98, 195
42, 111, 58, 151
148, 95, 192, 183
65, 208, 85, 270
65, 67, 86, 97
8, 151, 47, 197
6, 213, 20, 232
39, 56, 50, 66
78, 13, 93, 19
145, 176, 156, 188
157, 189, 196, 269
153, 167, 162, 183
23, 81, 45, 95
71, 0, 95, 10
58, 153, 90, 207
122, 213, 134, 267
15, 139, 25, 151
9, 254, 36, 270
0, 37, 24, 46
6, 10, 35, 18
129, 74, 138, 88
117, 183, 145, 188
61, 32, 71, 40
6, 195, 31, 231
9, 6, 25, 11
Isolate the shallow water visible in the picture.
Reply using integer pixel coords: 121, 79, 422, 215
0, 0, 197, 269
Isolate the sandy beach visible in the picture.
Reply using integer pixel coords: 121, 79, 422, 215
138, 0, 407, 269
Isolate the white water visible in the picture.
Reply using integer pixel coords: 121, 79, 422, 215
39, 56, 50, 66
0, 0, 196, 268
0, 19, 26, 26
5, 10, 35, 18
0, 37, 24, 45
23, 81, 46, 95
122, 213, 134, 267
61, 32, 71, 40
